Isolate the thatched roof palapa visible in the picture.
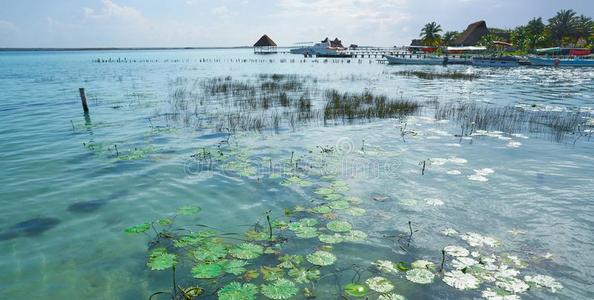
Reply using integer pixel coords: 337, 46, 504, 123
253, 34, 277, 47
454, 20, 489, 46
331, 38, 344, 48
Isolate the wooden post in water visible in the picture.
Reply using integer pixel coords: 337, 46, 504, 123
79, 88, 89, 113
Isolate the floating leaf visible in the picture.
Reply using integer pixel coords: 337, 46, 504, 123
217, 282, 258, 300
288, 219, 318, 231
288, 268, 320, 284
461, 232, 499, 247
312, 206, 332, 214
319, 233, 343, 244
157, 218, 173, 226
243, 269, 260, 281
443, 270, 479, 290
177, 205, 201, 215
365, 276, 394, 293
452, 257, 479, 270
278, 255, 303, 269
444, 245, 470, 257
315, 187, 334, 195
230, 243, 264, 259
343, 230, 367, 242
327, 221, 352, 233
192, 243, 227, 261
125, 223, 150, 234
496, 277, 529, 293
347, 207, 366, 216
223, 259, 248, 275
261, 266, 284, 281
147, 248, 177, 270
481, 288, 521, 300
306, 250, 336, 266
329, 201, 350, 210
294, 227, 319, 239
261, 279, 298, 299
406, 268, 435, 284
191, 263, 223, 278
377, 293, 405, 300
245, 230, 270, 241
373, 260, 398, 274
324, 193, 342, 201
396, 261, 410, 271
343, 283, 369, 298
411, 260, 436, 270
524, 274, 562, 292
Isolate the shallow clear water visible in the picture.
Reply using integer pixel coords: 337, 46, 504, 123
0, 49, 593, 300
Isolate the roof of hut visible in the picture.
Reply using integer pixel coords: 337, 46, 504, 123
331, 38, 344, 48
454, 20, 489, 46
410, 39, 423, 46
253, 34, 277, 47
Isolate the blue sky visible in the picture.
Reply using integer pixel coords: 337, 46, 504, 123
0, 0, 592, 47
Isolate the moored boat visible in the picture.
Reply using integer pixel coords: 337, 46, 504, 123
472, 56, 519, 67
385, 55, 444, 65
527, 56, 594, 67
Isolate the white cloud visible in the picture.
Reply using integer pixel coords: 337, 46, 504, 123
83, 0, 147, 25
0, 20, 18, 32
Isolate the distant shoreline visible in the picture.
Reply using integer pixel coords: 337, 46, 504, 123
0, 46, 257, 52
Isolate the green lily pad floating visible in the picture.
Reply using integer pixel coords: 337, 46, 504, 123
261, 266, 284, 281
444, 245, 470, 257
245, 230, 270, 241
365, 276, 394, 293
230, 243, 264, 259
524, 274, 562, 292
396, 261, 410, 271
443, 270, 479, 290
174, 230, 217, 248
261, 279, 298, 299
496, 277, 529, 294
373, 260, 398, 273
177, 205, 201, 215
288, 218, 318, 231
125, 223, 150, 234
223, 259, 248, 275
288, 268, 320, 284
278, 255, 303, 269
311, 206, 332, 214
294, 227, 319, 239
347, 207, 366, 216
318, 233, 344, 244
157, 218, 173, 226
411, 260, 436, 270
327, 221, 352, 232
147, 248, 177, 270
217, 282, 258, 300
282, 176, 312, 187
329, 200, 350, 210
315, 187, 334, 195
324, 193, 343, 201
192, 243, 227, 261
191, 263, 223, 278
343, 283, 369, 298
345, 196, 362, 204
378, 293, 406, 300
406, 268, 435, 284
481, 288, 521, 300
306, 250, 336, 266
343, 230, 367, 242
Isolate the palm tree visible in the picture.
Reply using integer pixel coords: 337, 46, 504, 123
442, 31, 459, 46
548, 9, 578, 46
420, 22, 442, 46
525, 17, 545, 49
575, 15, 593, 45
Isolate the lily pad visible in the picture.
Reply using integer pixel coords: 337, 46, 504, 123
318, 233, 344, 244
278, 255, 303, 269
217, 282, 258, 300
306, 250, 336, 266
191, 263, 223, 278
327, 220, 352, 232
496, 277, 529, 293
177, 205, 201, 215
329, 201, 350, 210
443, 270, 479, 290
294, 226, 319, 239
288, 268, 320, 284
411, 260, 436, 270
315, 187, 334, 195
365, 276, 394, 293
192, 243, 227, 261
324, 193, 343, 201
343, 283, 369, 298
444, 245, 470, 257
378, 293, 406, 300
230, 243, 264, 259
261, 279, 298, 299
373, 260, 398, 274
223, 260, 248, 275
343, 230, 367, 242
261, 266, 284, 281
406, 268, 435, 284
147, 248, 177, 270
125, 223, 150, 234
347, 207, 366, 216
524, 274, 562, 292
312, 206, 332, 214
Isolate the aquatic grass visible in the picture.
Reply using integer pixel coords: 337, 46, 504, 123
435, 102, 593, 141
394, 70, 479, 80
323, 90, 420, 123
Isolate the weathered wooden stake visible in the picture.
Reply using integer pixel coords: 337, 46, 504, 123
79, 88, 89, 113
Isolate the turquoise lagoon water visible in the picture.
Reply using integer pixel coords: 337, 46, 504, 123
0, 49, 593, 299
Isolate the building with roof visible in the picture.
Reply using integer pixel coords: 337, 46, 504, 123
253, 34, 277, 54
454, 20, 489, 46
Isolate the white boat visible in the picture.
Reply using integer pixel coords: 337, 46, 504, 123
290, 38, 350, 57
528, 56, 594, 67
472, 56, 519, 67
385, 55, 444, 65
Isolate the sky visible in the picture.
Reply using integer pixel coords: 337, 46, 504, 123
0, 0, 592, 48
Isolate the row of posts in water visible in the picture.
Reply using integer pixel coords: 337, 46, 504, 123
91, 57, 387, 64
